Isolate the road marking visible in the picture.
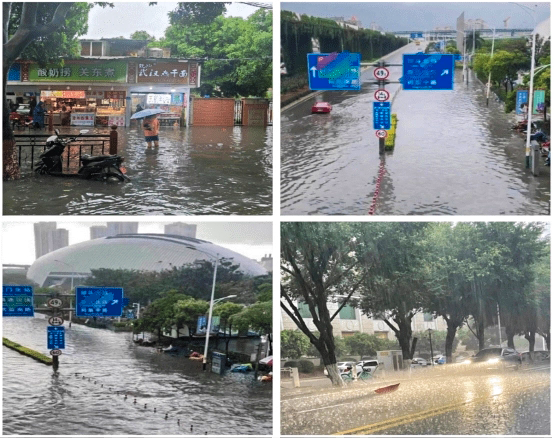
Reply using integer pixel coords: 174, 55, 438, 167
333, 380, 550, 435
296, 400, 354, 414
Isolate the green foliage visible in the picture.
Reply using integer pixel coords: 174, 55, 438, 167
413, 330, 459, 356
344, 333, 386, 358
281, 329, 311, 359
213, 301, 244, 332
283, 360, 299, 368
130, 30, 155, 41
173, 296, 210, 336
134, 290, 190, 336
231, 300, 272, 336
298, 359, 315, 373
256, 283, 272, 302
3, 337, 53, 365
168, 2, 229, 26
162, 9, 271, 97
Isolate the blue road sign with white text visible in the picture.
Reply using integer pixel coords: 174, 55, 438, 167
307, 52, 361, 91
76, 287, 124, 317
47, 326, 65, 349
403, 54, 454, 90
3, 285, 34, 317
373, 102, 391, 130
410, 32, 423, 39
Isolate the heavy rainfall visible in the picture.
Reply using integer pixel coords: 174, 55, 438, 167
281, 222, 550, 435
280, 3, 550, 215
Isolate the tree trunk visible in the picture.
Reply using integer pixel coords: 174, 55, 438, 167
525, 330, 536, 361
477, 319, 485, 351
267, 332, 272, 356
445, 323, 457, 363
543, 333, 550, 352
316, 336, 345, 387
3, 61, 19, 181
505, 324, 516, 349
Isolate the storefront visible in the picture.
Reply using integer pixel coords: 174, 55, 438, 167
6, 57, 201, 128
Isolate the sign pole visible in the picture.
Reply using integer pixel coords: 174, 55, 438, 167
379, 138, 385, 155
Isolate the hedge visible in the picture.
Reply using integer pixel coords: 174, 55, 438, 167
3, 337, 53, 365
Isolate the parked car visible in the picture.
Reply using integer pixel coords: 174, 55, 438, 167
520, 350, 550, 364
311, 101, 332, 114
355, 360, 379, 375
468, 348, 521, 366
411, 357, 429, 367
323, 361, 355, 376
433, 355, 446, 365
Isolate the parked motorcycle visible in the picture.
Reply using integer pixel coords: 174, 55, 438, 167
35, 129, 129, 182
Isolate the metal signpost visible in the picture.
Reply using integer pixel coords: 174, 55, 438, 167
402, 54, 454, 90
3, 285, 34, 317
307, 51, 361, 91
75, 287, 124, 317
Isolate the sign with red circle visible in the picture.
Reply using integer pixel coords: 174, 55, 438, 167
50, 349, 63, 356
375, 130, 388, 138
374, 89, 390, 102
373, 67, 390, 80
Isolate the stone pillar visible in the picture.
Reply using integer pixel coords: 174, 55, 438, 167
109, 125, 118, 155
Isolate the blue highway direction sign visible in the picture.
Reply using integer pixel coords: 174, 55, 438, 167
307, 51, 361, 91
373, 102, 391, 130
3, 285, 34, 317
410, 32, 423, 39
403, 54, 454, 90
76, 287, 124, 317
47, 326, 65, 349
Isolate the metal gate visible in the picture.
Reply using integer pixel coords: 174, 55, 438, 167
234, 100, 243, 125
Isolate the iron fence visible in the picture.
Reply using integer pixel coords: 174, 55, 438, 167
234, 100, 243, 125
14, 134, 111, 173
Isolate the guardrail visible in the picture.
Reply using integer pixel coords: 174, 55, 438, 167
14, 134, 112, 172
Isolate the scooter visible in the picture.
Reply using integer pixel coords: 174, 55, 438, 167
35, 129, 130, 182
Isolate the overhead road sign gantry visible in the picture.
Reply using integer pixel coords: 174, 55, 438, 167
403, 54, 455, 90
3, 285, 34, 317
307, 51, 361, 91
76, 286, 124, 317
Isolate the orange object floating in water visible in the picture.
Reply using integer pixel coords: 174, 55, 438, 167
374, 383, 400, 394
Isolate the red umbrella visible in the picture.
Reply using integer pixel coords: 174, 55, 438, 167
374, 383, 400, 394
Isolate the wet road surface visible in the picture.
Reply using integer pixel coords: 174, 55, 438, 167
3, 316, 272, 435
281, 365, 550, 435
281, 42, 550, 215
4, 125, 272, 215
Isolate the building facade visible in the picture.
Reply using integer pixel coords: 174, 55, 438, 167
164, 223, 197, 238
34, 222, 69, 258
106, 222, 139, 236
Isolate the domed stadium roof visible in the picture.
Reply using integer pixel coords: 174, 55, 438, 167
27, 234, 267, 287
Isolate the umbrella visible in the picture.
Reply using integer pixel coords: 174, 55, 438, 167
130, 108, 167, 119
259, 355, 273, 366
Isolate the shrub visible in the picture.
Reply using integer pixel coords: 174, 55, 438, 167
283, 360, 299, 369
298, 359, 315, 373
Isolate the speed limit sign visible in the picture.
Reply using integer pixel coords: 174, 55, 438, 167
47, 298, 63, 308
48, 316, 64, 326
373, 67, 390, 80
50, 349, 63, 356
375, 130, 388, 138
374, 89, 390, 102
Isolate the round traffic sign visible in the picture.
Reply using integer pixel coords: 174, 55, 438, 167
373, 67, 390, 80
375, 130, 388, 138
50, 349, 63, 356
48, 316, 65, 326
374, 89, 390, 102
47, 298, 63, 308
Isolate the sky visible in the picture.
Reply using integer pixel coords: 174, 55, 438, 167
2, 221, 273, 265
281, 2, 550, 31
82, 2, 262, 40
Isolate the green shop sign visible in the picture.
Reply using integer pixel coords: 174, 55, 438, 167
29, 61, 127, 82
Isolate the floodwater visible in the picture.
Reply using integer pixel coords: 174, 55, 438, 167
281, 42, 550, 215
3, 316, 272, 435
4, 125, 272, 215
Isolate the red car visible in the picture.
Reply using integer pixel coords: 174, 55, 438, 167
311, 101, 332, 114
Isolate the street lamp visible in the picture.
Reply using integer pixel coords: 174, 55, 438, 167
485, 25, 496, 106
54, 259, 74, 324
427, 328, 434, 366
454, 29, 467, 86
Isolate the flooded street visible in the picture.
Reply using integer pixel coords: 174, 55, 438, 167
3, 317, 272, 435
4, 125, 272, 215
281, 43, 550, 215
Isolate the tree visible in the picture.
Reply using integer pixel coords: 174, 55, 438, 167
168, 2, 229, 26
344, 333, 386, 358
134, 290, 188, 339
281, 222, 365, 386
173, 297, 210, 339
130, 30, 155, 41
213, 301, 243, 355
281, 329, 310, 359
3, 2, 113, 180
465, 31, 485, 52
413, 330, 459, 357
232, 300, 272, 354
356, 223, 431, 367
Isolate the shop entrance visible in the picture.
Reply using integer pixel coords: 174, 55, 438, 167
131, 92, 185, 127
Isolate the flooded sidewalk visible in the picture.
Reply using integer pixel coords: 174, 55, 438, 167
4, 125, 272, 215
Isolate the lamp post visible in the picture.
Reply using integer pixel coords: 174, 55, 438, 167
485, 26, 496, 106
203, 292, 238, 371
455, 30, 467, 85
427, 328, 434, 366
54, 259, 74, 324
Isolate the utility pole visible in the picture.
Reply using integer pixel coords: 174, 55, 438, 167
428, 329, 434, 366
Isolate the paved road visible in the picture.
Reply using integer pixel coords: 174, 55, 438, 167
281, 42, 550, 215
281, 365, 550, 435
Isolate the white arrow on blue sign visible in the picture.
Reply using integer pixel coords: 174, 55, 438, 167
373, 102, 391, 130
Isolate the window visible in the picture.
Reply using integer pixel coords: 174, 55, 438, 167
81, 42, 90, 56
423, 313, 434, 322
339, 304, 356, 320
92, 42, 103, 56
297, 301, 313, 318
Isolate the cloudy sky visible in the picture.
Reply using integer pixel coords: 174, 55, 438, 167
282, 2, 550, 31
2, 221, 273, 265
83, 2, 262, 40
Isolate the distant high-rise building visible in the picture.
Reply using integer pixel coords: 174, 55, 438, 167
164, 223, 197, 238
34, 222, 69, 259
106, 222, 139, 236
90, 226, 108, 240
260, 254, 273, 272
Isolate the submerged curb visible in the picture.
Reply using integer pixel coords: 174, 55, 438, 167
3, 337, 53, 365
